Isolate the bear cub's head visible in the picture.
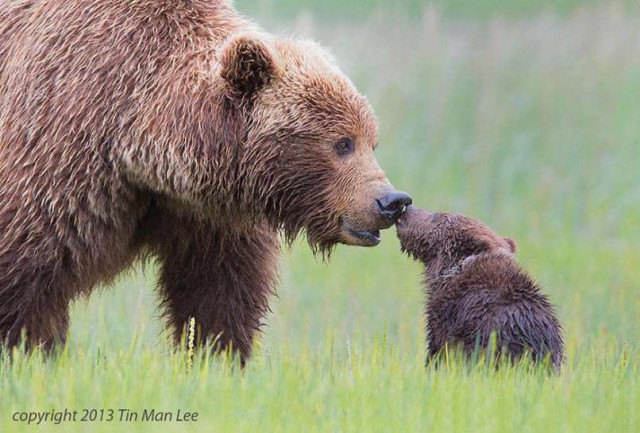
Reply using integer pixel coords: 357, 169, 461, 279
396, 207, 516, 276
217, 34, 411, 254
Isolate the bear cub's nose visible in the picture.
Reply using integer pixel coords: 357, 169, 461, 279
377, 191, 413, 221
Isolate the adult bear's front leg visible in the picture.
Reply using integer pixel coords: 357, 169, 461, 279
151, 215, 280, 364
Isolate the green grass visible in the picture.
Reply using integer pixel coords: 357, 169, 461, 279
2, 2, 640, 432
2, 338, 637, 433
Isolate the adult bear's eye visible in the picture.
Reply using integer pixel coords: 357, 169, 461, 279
334, 137, 355, 156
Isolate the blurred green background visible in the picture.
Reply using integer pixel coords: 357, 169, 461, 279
237, 0, 638, 20
2, 1, 639, 432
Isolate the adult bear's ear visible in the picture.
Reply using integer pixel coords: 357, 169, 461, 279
220, 34, 277, 98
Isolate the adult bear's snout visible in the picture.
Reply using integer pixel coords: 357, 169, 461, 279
376, 191, 412, 222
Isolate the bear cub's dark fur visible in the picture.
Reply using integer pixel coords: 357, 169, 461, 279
396, 207, 563, 370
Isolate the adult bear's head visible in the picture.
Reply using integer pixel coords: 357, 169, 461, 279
219, 33, 411, 255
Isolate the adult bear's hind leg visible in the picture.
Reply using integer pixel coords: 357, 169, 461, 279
151, 216, 280, 364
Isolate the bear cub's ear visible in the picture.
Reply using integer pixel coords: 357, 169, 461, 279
220, 34, 277, 98
504, 237, 517, 253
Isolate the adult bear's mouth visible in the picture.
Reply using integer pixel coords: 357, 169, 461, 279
341, 221, 381, 247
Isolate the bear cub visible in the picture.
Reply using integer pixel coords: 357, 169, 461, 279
396, 207, 564, 370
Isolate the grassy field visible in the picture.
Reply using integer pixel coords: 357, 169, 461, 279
2, 1, 640, 432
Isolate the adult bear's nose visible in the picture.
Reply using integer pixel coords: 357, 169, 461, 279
377, 191, 413, 222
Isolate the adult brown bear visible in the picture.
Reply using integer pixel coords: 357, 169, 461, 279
0, 0, 411, 362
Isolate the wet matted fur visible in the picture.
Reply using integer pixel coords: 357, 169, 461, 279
397, 208, 564, 371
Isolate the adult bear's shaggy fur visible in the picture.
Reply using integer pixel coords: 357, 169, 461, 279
0, 0, 404, 361
396, 208, 564, 371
